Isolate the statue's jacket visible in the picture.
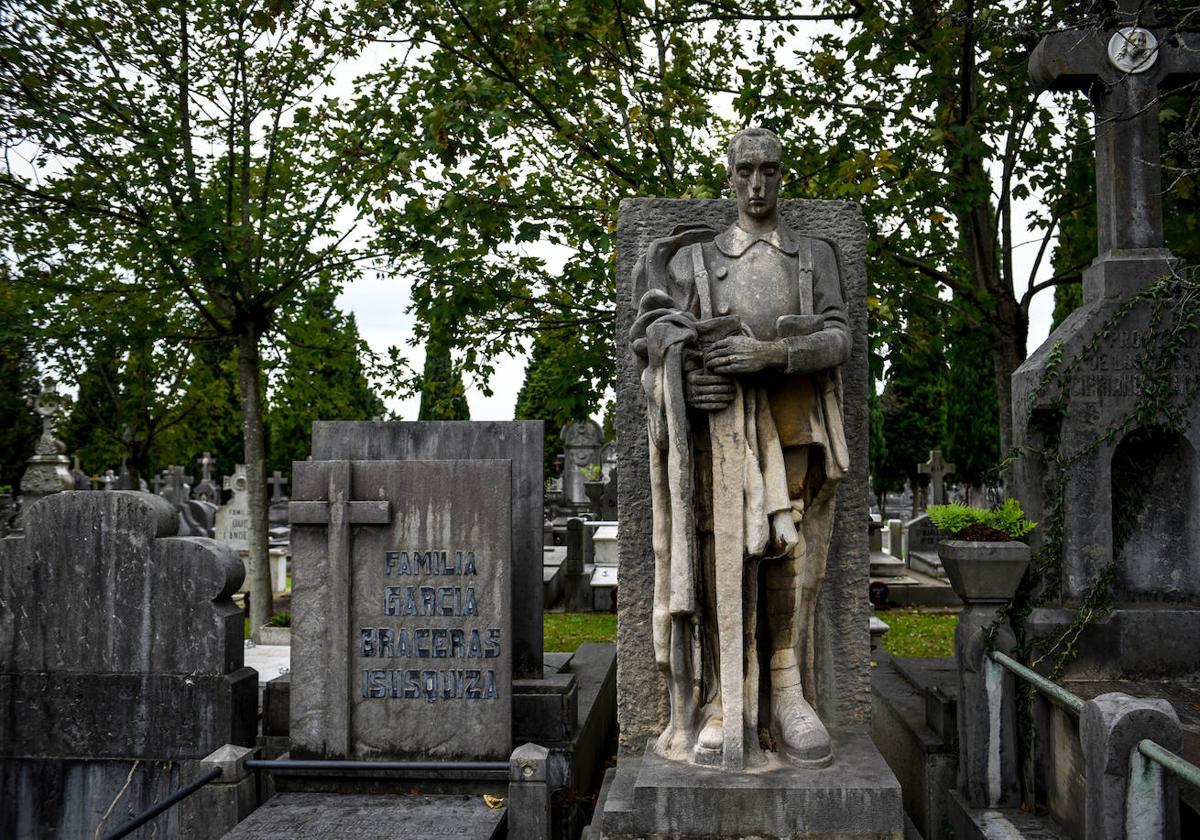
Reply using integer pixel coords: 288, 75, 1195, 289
630, 223, 850, 660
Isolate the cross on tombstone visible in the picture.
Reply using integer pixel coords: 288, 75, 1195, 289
101, 470, 117, 491
197, 451, 216, 482
164, 465, 193, 503
919, 450, 956, 506
268, 470, 289, 502
1030, 2, 1200, 269
288, 462, 391, 753
152, 473, 166, 495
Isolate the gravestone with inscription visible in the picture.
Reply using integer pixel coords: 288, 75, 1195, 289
1014, 1, 1200, 678
215, 464, 250, 551
289, 459, 512, 761
904, 513, 949, 580
0, 491, 256, 838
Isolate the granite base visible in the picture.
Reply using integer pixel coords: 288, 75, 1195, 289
593, 732, 904, 839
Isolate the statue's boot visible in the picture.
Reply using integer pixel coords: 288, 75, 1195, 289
693, 711, 724, 765
770, 648, 832, 767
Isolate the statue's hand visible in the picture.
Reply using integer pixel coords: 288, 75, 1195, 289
685, 370, 735, 411
705, 336, 787, 374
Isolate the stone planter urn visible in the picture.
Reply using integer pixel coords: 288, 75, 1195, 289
938, 538, 1030, 808
937, 540, 1030, 604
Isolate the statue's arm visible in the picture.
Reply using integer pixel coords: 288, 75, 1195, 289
780, 239, 851, 375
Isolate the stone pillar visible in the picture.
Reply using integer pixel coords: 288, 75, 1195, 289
508, 742, 552, 840
941, 540, 1029, 808
888, 519, 903, 559
184, 744, 260, 840
1081, 692, 1182, 840
563, 517, 593, 610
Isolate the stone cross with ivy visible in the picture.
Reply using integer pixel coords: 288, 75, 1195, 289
919, 450, 956, 506
1030, 1, 1200, 297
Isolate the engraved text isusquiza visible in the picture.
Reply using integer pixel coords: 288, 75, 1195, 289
360, 550, 501, 703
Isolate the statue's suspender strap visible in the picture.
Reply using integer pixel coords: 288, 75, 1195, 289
797, 238, 814, 316
692, 244, 713, 320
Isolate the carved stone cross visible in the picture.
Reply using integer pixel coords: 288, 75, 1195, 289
196, 451, 216, 482
1030, 2, 1200, 265
268, 471, 289, 502
164, 465, 193, 504
289, 461, 391, 752
919, 450, 956, 506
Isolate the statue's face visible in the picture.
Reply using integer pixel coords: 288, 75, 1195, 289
728, 135, 781, 221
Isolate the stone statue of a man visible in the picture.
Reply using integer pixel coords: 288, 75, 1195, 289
630, 127, 849, 770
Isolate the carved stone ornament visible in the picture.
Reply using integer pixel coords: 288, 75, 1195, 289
1107, 27, 1158, 74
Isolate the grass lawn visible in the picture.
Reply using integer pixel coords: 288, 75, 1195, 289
544, 611, 618, 652
879, 608, 958, 658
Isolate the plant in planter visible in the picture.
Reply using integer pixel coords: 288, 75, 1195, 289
927, 500, 1036, 604
259, 610, 292, 645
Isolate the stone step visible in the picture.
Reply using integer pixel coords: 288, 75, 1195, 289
908, 550, 947, 580
870, 551, 907, 577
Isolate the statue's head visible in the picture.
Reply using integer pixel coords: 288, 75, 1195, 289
726, 127, 782, 224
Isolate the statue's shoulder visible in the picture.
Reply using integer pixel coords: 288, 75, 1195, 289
634, 225, 718, 291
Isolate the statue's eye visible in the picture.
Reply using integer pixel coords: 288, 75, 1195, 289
737, 166, 753, 177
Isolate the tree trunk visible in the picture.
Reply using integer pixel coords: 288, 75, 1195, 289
990, 294, 1028, 464
236, 319, 272, 643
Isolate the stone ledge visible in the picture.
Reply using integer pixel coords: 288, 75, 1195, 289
595, 732, 903, 839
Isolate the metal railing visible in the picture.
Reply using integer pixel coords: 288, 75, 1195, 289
988, 648, 1200, 820
100, 767, 222, 840
245, 758, 510, 775
96, 756, 512, 839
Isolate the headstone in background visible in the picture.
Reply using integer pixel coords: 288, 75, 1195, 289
215, 464, 250, 552
70, 455, 89, 490
0, 491, 256, 838
289, 459, 512, 761
904, 513, 948, 580
194, 451, 222, 503
161, 464, 194, 506
560, 420, 603, 509
18, 380, 73, 518
268, 470, 291, 547
918, 450, 955, 507
100, 469, 118, 491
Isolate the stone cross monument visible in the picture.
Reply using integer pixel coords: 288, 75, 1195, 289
18, 379, 73, 518
918, 450, 956, 506
1014, 2, 1200, 678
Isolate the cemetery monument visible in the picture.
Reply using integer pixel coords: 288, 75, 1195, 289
593, 127, 902, 838
630, 127, 849, 770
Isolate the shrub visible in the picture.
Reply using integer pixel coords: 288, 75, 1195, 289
927, 499, 1036, 541
268, 611, 292, 628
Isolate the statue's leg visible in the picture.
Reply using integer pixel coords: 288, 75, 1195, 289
765, 540, 832, 767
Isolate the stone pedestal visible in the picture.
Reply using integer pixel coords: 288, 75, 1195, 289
593, 735, 904, 839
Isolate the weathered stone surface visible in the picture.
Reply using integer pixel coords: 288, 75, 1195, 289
310, 420, 544, 678
597, 733, 902, 839
615, 198, 871, 754
290, 459, 512, 762
0, 491, 256, 839
221, 793, 505, 839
